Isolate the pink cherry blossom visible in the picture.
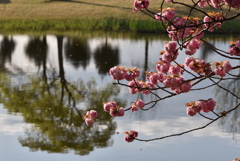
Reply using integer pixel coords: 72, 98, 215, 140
135, 99, 145, 108
187, 38, 201, 50
224, 0, 240, 8
209, 0, 224, 8
162, 9, 175, 21
156, 60, 170, 73
203, 13, 224, 32
185, 57, 213, 76
128, 80, 140, 94
83, 110, 98, 125
236, 40, 240, 49
109, 106, 125, 117
155, 8, 175, 21
125, 67, 140, 81
141, 81, 155, 95
118, 108, 125, 116
161, 51, 178, 63
168, 65, 182, 75
214, 67, 226, 77
203, 16, 214, 31
109, 66, 126, 80
223, 61, 232, 72
85, 117, 94, 126
132, 0, 149, 12
124, 130, 138, 142
164, 41, 178, 52
185, 57, 195, 66
185, 43, 199, 55
103, 101, 117, 112
185, 49, 196, 55
228, 45, 240, 56
163, 75, 182, 89
198, 0, 207, 8
149, 72, 164, 85
214, 61, 232, 77
131, 105, 139, 112
186, 107, 197, 116
130, 99, 145, 112
174, 82, 192, 94
192, 27, 205, 39
186, 101, 203, 116
89, 110, 98, 119
201, 99, 216, 113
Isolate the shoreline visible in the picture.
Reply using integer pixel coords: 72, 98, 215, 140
0, 18, 239, 34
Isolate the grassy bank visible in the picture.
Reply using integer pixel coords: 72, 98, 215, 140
0, 0, 239, 33
0, 18, 166, 33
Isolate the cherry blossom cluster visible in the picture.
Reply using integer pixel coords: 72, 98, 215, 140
132, 0, 149, 12
82, 0, 240, 145
214, 61, 232, 77
124, 130, 138, 142
161, 41, 179, 63
128, 79, 155, 95
203, 13, 224, 32
194, 0, 240, 9
146, 67, 191, 94
166, 16, 204, 41
103, 101, 125, 117
134, 41, 191, 94
155, 7, 175, 21
228, 39, 240, 56
109, 66, 140, 81
163, 75, 192, 94
197, 0, 224, 8
130, 99, 145, 112
224, 0, 240, 8
156, 9, 224, 40
186, 99, 216, 116
184, 38, 201, 55
185, 57, 213, 76
83, 110, 98, 126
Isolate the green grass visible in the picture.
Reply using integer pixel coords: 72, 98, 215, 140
0, 0, 239, 33
0, 18, 166, 33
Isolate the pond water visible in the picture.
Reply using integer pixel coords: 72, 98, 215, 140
0, 33, 239, 161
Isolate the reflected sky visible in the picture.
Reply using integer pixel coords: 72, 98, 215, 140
0, 34, 239, 161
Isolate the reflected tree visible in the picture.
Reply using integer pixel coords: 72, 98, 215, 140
25, 36, 48, 74
215, 72, 240, 136
0, 35, 15, 67
0, 35, 125, 155
64, 37, 90, 70
199, 40, 214, 60
0, 72, 124, 155
93, 39, 119, 76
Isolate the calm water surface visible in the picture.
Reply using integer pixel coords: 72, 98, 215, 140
0, 34, 239, 161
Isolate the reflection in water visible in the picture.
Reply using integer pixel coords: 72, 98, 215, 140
0, 34, 239, 160
0, 34, 126, 155
215, 72, 240, 138
0, 72, 124, 155
64, 37, 91, 69
0, 36, 15, 67
93, 39, 119, 76
25, 36, 48, 69
199, 41, 214, 60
